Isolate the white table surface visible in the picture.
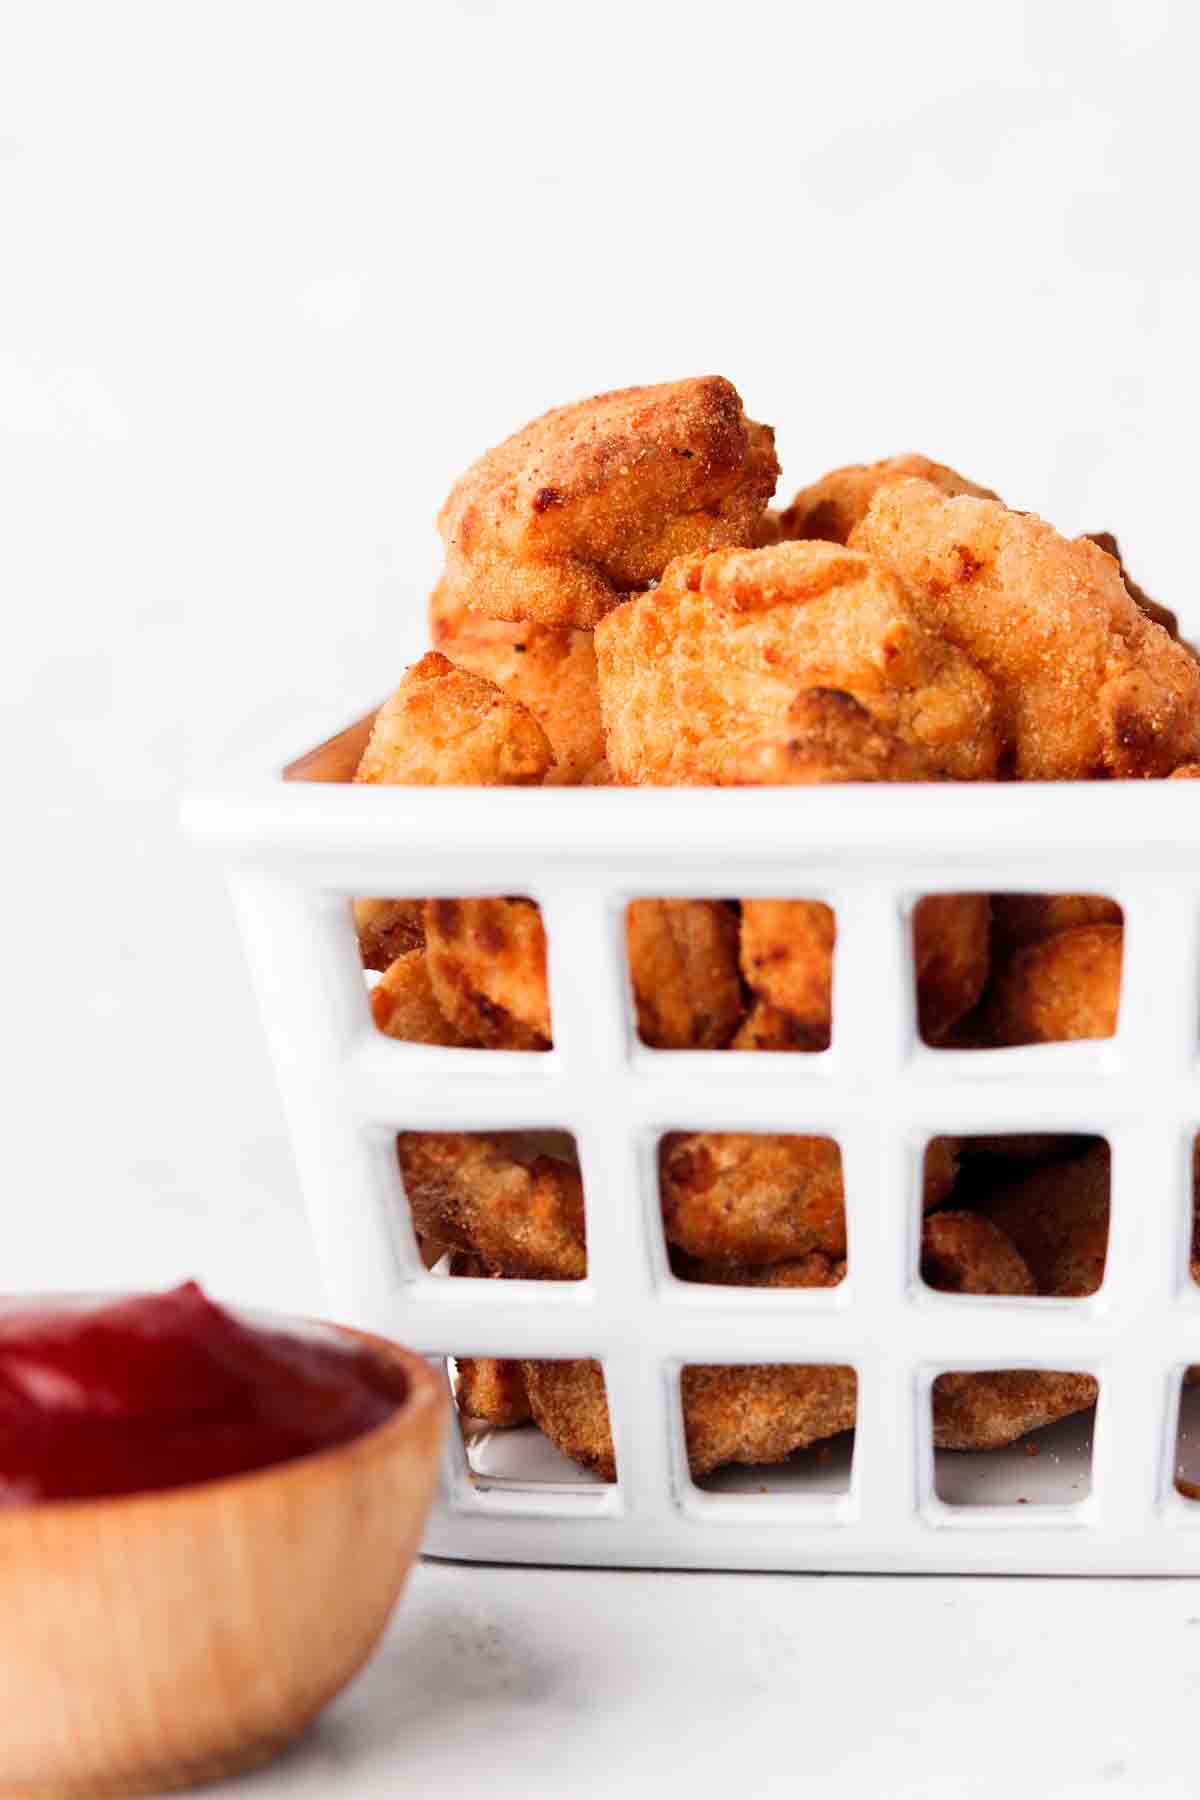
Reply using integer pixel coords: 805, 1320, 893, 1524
226, 1558, 1197, 1800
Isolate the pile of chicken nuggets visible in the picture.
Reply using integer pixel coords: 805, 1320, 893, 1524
347, 376, 1200, 1481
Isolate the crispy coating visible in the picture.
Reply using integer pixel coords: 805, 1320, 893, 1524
673, 1249, 846, 1287
625, 900, 745, 1049
977, 1144, 1111, 1297
1172, 764, 1200, 779
660, 1132, 846, 1264
396, 1133, 586, 1280
595, 541, 999, 785
1084, 531, 1179, 638
720, 688, 943, 785
437, 377, 779, 628
739, 902, 834, 1049
455, 1358, 532, 1427
428, 575, 604, 784
355, 651, 554, 786
353, 896, 426, 970
921, 1212, 1036, 1297
521, 1361, 620, 1479
990, 893, 1122, 954
738, 894, 988, 1048
370, 949, 470, 1046
780, 453, 997, 545
424, 897, 552, 1050
987, 923, 1122, 1046
932, 1369, 1099, 1451
731, 1000, 826, 1051
853, 480, 1200, 778
914, 894, 992, 1043
659, 1131, 956, 1267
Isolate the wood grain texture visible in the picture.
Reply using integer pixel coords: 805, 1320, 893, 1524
0, 1330, 445, 1799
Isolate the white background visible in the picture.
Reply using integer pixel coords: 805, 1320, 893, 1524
4, 6, 1200, 1796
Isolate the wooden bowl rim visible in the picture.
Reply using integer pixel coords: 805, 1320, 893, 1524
0, 1308, 445, 1527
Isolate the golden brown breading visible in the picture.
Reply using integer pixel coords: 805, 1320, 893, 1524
521, 1360, 619, 1478
731, 1000, 825, 1051
355, 651, 554, 786
672, 1249, 846, 1287
1172, 764, 1200, 779
396, 1133, 586, 1280
437, 377, 779, 628
932, 1370, 1099, 1451
455, 1357, 532, 1427
986, 923, 1123, 1046
921, 1211, 1036, 1297
595, 541, 999, 785
424, 897, 552, 1050
658, 1131, 957, 1267
990, 894, 1122, 954
738, 901, 835, 1049
780, 453, 997, 545
1084, 531, 1179, 638
370, 949, 471, 1047
625, 899, 745, 1049
914, 894, 992, 1043
853, 480, 1200, 778
719, 688, 943, 786
737, 894, 989, 1049
976, 1144, 1111, 1297
353, 896, 426, 971
428, 575, 604, 784
659, 1132, 847, 1265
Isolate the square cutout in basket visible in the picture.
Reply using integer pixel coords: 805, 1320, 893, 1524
358, 896, 551, 1050
1174, 1373, 1200, 1501
659, 1132, 846, 1284
397, 1131, 586, 1280
453, 1356, 618, 1488
920, 892, 1122, 1048
625, 898, 837, 1052
932, 1370, 1097, 1506
921, 1136, 1110, 1300
682, 1363, 857, 1496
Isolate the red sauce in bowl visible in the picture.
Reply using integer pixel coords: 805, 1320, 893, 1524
0, 1282, 406, 1505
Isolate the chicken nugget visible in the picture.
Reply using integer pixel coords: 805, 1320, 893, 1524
738, 893, 988, 1048
720, 688, 942, 785
438, 377, 779, 628
976, 1143, 1111, 1297
355, 651, 554, 786
921, 1211, 1036, 1297
932, 1369, 1099, 1451
659, 1131, 956, 1267
424, 896, 552, 1050
370, 949, 471, 1047
625, 899, 745, 1049
731, 1000, 826, 1051
672, 1249, 846, 1287
396, 1133, 586, 1280
738, 901, 834, 1049
429, 575, 604, 784
990, 894, 1122, 955
595, 541, 998, 785
780, 453, 997, 545
853, 480, 1200, 778
353, 896, 426, 971
446, 1254, 533, 1427
986, 923, 1122, 1045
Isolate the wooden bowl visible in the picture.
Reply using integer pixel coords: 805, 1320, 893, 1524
0, 1318, 446, 1800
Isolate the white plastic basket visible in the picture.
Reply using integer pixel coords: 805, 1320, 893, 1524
185, 699, 1200, 1574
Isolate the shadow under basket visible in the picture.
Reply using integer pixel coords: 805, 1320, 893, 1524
183, 696, 1200, 1573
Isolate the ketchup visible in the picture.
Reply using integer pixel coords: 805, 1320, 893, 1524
0, 1282, 406, 1505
